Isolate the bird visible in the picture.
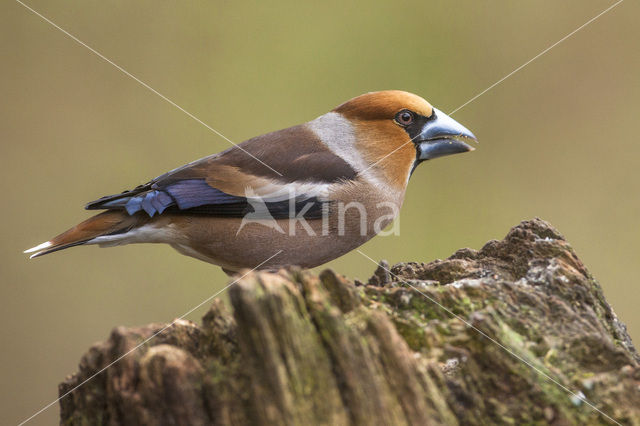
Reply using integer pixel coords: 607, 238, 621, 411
24, 90, 476, 274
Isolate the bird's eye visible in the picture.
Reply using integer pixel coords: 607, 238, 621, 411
395, 110, 414, 126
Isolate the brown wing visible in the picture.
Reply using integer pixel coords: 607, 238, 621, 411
85, 123, 357, 218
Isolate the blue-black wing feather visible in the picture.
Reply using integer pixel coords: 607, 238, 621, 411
85, 179, 325, 219
84, 125, 355, 219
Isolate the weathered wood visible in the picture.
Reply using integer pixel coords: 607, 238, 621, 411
59, 219, 640, 425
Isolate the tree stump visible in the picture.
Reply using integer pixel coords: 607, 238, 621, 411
59, 219, 640, 425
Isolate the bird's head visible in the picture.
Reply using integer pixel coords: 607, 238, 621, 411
327, 90, 477, 188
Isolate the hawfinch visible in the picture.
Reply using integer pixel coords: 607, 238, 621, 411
25, 91, 476, 273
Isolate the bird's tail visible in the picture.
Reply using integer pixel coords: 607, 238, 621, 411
24, 210, 142, 259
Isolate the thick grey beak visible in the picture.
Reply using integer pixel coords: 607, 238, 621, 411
417, 108, 477, 161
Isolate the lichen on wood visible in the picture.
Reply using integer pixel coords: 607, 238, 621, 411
59, 219, 640, 425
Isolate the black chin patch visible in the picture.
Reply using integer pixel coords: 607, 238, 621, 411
402, 112, 434, 176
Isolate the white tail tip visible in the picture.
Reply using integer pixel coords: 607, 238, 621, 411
24, 241, 52, 254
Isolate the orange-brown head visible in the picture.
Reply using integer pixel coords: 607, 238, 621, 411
331, 90, 476, 189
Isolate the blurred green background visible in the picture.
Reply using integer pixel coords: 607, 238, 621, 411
2, 1, 639, 424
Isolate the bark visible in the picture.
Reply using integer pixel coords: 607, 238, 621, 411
59, 219, 640, 425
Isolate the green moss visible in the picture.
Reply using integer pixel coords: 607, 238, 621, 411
392, 318, 426, 351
